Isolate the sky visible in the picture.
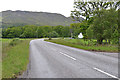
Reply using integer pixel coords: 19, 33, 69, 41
1, 0, 75, 17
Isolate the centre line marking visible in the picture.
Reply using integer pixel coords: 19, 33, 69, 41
60, 52, 76, 61
94, 67, 118, 79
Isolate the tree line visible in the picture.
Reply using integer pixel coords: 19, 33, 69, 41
2, 23, 88, 39
2, 25, 71, 38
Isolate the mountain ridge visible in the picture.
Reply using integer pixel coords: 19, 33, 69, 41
1, 10, 83, 28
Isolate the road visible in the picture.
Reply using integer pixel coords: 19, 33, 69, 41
20, 39, 118, 79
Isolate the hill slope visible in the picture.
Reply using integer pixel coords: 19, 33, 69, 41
1, 10, 83, 28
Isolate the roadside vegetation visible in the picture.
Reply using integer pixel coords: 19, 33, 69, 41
45, 1, 119, 53
45, 39, 118, 52
2, 38, 31, 78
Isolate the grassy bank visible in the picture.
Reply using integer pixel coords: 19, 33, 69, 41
45, 39, 118, 53
2, 38, 31, 78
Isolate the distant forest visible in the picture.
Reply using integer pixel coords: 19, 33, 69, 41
2, 25, 71, 38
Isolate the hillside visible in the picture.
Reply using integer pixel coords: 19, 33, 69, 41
1, 10, 83, 28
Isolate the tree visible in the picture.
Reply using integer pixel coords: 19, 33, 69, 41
111, 29, 118, 44
43, 25, 52, 37
2, 28, 8, 38
2, 27, 22, 38
11, 27, 22, 37
53, 25, 64, 37
49, 31, 59, 38
61, 26, 70, 37
71, 0, 120, 21
37, 26, 45, 38
86, 25, 94, 40
92, 9, 118, 44
23, 25, 37, 38
70, 22, 89, 39
71, 0, 119, 44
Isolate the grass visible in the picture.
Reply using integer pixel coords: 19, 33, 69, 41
45, 38, 118, 53
2, 39, 12, 42
2, 38, 31, 78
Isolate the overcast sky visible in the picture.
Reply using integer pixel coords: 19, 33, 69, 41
1, 0, 74, 17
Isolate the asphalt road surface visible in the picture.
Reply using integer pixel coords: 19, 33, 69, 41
20, 39, 118, 79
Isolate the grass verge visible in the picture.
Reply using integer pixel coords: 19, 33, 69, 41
45, 39, 118, 53
2, 38, 31, 78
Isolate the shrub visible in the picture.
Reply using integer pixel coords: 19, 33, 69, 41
9, 38, 21, 46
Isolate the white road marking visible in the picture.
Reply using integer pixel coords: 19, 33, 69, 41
60, 52, 76, 61
94, 67, 118, 79
59, 51, 118, 79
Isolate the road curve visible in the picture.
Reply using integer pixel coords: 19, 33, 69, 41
20, 39, 118, 78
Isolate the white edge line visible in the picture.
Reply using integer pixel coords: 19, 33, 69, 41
60, 52, 76, 61
94, 67, 118, 79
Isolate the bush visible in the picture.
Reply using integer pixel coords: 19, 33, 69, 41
9, 38, 21, 46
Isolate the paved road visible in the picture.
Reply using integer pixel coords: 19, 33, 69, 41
21, 39, 118, 78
